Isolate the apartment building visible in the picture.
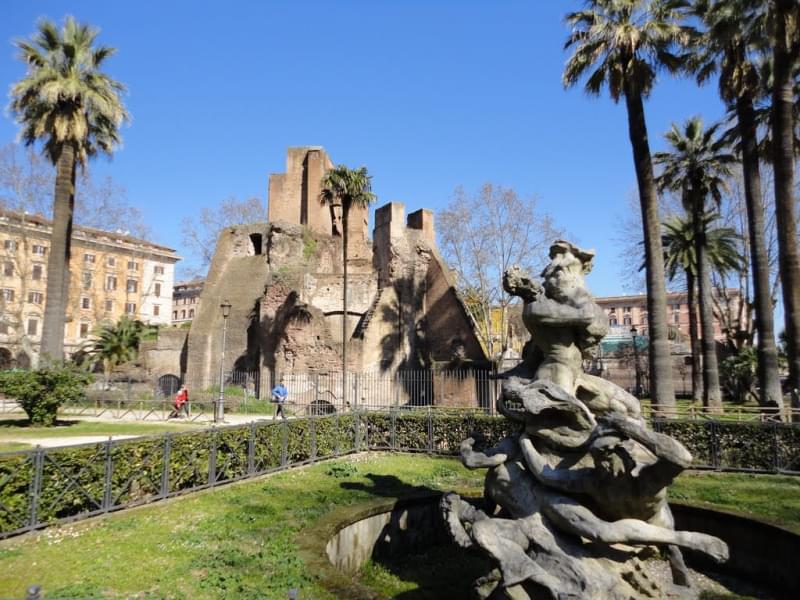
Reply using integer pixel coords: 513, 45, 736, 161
0, 210, 180, 367
172, 279, 203, 324
594, 290, 745, 342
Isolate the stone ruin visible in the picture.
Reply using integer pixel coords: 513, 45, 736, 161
441, 240, 729, 599
182, 147, 487, 405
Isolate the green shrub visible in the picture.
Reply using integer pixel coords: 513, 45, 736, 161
0, 366, 92, 426
720, 347, 758, 403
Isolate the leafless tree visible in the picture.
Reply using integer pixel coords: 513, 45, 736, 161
180, 196, 265, 278
437, 183, 562, 358
0, 143, 149, 237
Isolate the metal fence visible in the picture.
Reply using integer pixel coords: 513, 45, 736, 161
1, 411, 798, 541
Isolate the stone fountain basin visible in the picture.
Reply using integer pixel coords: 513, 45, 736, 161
323, 492, 799, 599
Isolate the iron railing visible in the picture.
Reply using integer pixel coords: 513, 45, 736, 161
0, 411, 798, 541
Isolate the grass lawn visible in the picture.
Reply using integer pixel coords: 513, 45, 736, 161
0, 417, 205, 445
0, 454, 796, 599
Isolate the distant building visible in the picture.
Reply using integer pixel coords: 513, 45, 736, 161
594, 289, 746, 342
172, 280, 204, 324
0, 209, 179, 367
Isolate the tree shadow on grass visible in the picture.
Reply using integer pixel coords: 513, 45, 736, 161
340, 473, 494, 599
0, 418, 82, 429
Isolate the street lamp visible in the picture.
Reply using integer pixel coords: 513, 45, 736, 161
630, 326, 642, 397
216, 301, 232, 423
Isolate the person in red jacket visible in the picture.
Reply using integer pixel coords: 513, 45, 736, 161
169, 385, 190, 418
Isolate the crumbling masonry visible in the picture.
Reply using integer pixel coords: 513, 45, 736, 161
184, 147, 486, 407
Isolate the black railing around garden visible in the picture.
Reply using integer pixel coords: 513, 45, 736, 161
1, 412, 798, 540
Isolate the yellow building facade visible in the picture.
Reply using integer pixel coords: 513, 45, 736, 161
0, 210, 179, 367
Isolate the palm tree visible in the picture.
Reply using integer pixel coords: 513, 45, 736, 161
85, 316, 151, 383
769, 0, 800, 405
662, 213, 744, 405
9, 17, 129, 363
564, 0, 694, 414
692, 0, 784, 412
654, 117, 737, 411
319, 166, 376, 407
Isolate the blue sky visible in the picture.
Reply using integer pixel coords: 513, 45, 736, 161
0, 1, 727, 294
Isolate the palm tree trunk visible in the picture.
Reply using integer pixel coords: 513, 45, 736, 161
623, 85, 676, 415
771, 0, 800, 412
686, 271, 703, 405
736, 96, 784, 413
342, 206, 349, 409
694, 208, 723, 412
41, 144, 76, 363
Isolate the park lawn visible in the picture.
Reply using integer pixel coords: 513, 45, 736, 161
669, 471, 800, 533
0, 454, 797, 599
0, 441, 31, 452
0, 453, 484, 600
0, 417, 204, 444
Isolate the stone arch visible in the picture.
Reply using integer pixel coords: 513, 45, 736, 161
157, 374, 181, 397
16, 351, 31, 369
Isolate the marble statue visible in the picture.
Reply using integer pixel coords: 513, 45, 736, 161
441, 240, 729, 599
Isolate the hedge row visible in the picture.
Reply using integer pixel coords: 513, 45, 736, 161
0, 413, 797, 538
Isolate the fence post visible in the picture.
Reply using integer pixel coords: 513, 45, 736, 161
427, 406, 433, 453
209, 428, 218, 486
310, 416, 317, 463
710, 421, 719, 470
248, 421, 256, 475
354, 372, 361, 452
772, 422, 780, 473
281, 420, 289, 466
161, 434, 172, 497
28, 446, 44, 530
102, 437, 113, 511
391, 408, 397, 451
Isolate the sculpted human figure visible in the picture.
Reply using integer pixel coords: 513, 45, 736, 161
441, 240, 729, 598
503, 241, 640, 420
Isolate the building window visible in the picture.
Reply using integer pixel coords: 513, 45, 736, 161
188, 308, 194, 318
79, 322, 90, 338
173, 311, 178, 320
623, 315, 632, 326
125, 302, 136, 314
32, 264, 43, 280
31, 244, 47, 256
105, 275, 117, 291
82, 271, 92, 289
640, 312, 648, 325
181, 309, 186, 319
4, 240, 18, 251
154, 283, 161, 297
105, 299, 113, 312
154, 265, 165, 275
609, 317, 618, 326
670, 303, 681, 310
1, 288, 14, 301
126, 279, 138, 293
107, 257, 116, 267
673, 312, 680, 323
153, 305, 160, 316
81, 297, 91, 309
28, 291, 43, 305
84, 253, 96, 264
623, 306, 631, 313
27, 318, 38, 336
2, 262, 12, 277
127, 261, 139, 271
191, 297, 196, 304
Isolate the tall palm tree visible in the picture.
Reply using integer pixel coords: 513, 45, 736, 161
319, 166, 376, 407
654, 117, 737, 411
662, 213, 744, 405
692, 0, 784, 412
564, 0, 694, 414
769, 0, 800, 403
85, 316, 151, 383
9, 17, 129, 363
